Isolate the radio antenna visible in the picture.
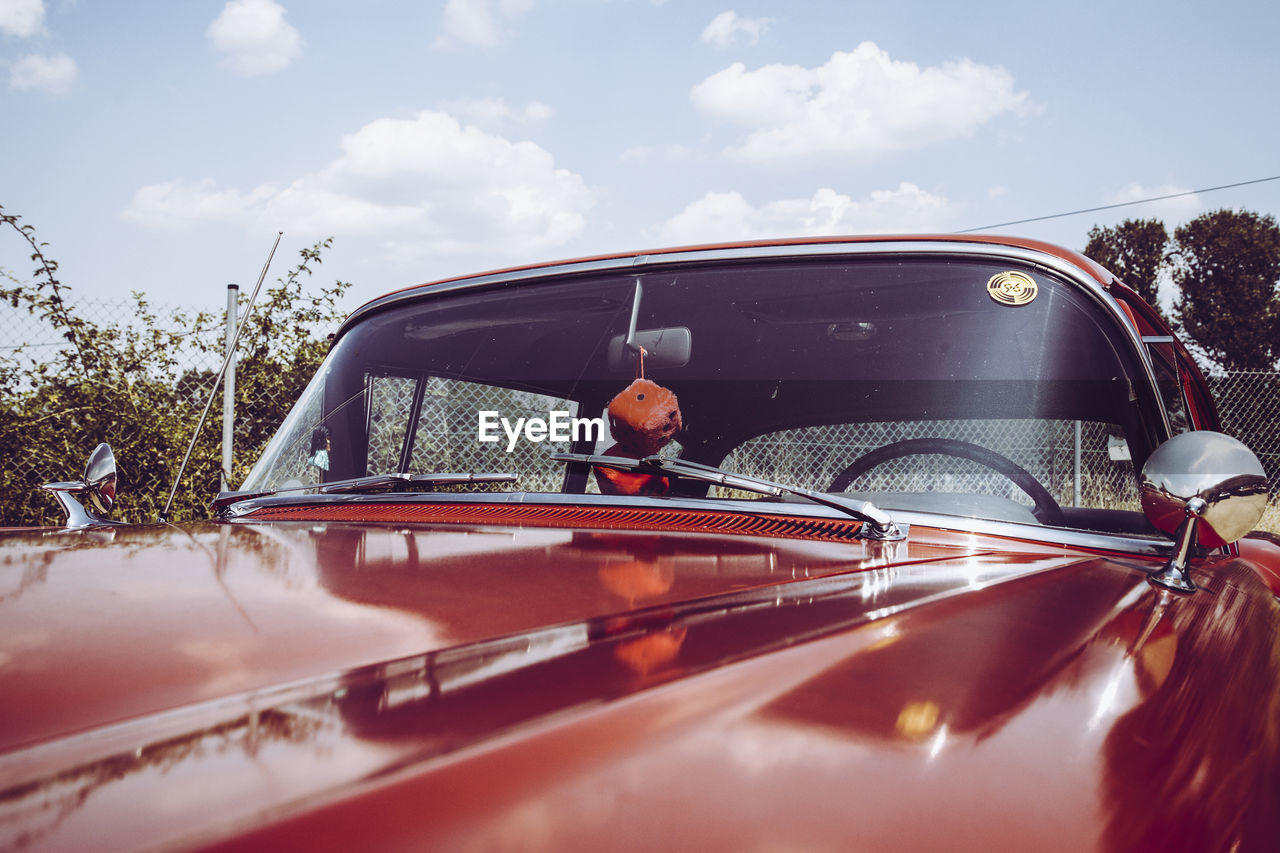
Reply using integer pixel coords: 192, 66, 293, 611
160, 233, 283, 522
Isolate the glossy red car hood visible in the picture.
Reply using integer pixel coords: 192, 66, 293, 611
1, 517, 1277, 851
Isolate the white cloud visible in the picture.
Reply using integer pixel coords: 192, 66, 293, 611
701, 11, 771, 49
0, 0, 44, 38
691, 42, 1033, 162
1105, 182, 1201, 225
656, 183, 954, 244
9, 52, 76, 94
124, 179, 279, 228
441, 97, 553, 130
435, 0, 534, 49
207, 0, 303, 76
124, 110, 594, 259
620, 143, 693, 163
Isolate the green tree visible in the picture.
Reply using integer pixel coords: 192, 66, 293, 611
1083, 218, 1169, 311
1, 204, 350, 525
1172, 209, 1280, 370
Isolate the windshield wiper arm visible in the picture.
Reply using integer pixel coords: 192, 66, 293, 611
213, 471, 518, 515
552, 453, 905, 541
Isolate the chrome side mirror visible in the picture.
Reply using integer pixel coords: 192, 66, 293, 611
42, 443, 121, 529
1140, 431, 1269, 593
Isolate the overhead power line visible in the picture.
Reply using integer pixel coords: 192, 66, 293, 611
956, 174, 1280, 233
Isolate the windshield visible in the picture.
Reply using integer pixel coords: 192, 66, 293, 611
242, 256, 1164, 533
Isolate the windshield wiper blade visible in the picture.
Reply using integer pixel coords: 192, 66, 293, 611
552, 453, 905, 541
212, 472, 518, 515
318, 472, 519, 494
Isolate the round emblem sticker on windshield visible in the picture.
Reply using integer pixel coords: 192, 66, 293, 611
986, 271, 1039, 306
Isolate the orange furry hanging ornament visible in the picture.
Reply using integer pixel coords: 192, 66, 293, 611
594, 349, 682, 496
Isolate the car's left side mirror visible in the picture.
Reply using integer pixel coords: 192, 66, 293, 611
1140, 431, 1269, 592
42, 442, 121, 529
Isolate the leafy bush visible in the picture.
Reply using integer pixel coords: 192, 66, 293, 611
1, 205, 349, 525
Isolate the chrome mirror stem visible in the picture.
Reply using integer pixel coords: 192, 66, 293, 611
1147, 496, 1206, 593
42, 482, 120, 529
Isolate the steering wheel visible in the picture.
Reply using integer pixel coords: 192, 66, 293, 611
827, 437, 1065, 526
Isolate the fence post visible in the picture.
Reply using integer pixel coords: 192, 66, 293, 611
1073, 420, 1082, 507
221, 284, 239, 492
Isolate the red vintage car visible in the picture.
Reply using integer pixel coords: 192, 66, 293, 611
3, 236, 1278, 851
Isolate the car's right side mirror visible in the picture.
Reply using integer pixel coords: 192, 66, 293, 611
1140, 431, 1269, 592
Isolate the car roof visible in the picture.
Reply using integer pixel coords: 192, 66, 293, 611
348, 233, 1116, 325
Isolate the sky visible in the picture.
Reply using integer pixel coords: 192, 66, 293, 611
2, 0, 1278, 316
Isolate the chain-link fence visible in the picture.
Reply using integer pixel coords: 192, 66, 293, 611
3, 296, 1279, 527
0, 296, 219, 384
0, 292, 289, 513
1208, 371, 1280, 492
721, 419, 1140, 509
717, 375, 1280, 508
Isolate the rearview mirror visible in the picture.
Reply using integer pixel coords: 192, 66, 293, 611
607, 327, 692, 372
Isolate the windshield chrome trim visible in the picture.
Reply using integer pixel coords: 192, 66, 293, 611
222, 490, 1171, 558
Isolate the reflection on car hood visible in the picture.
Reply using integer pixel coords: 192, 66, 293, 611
1, 519, 1277, 850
